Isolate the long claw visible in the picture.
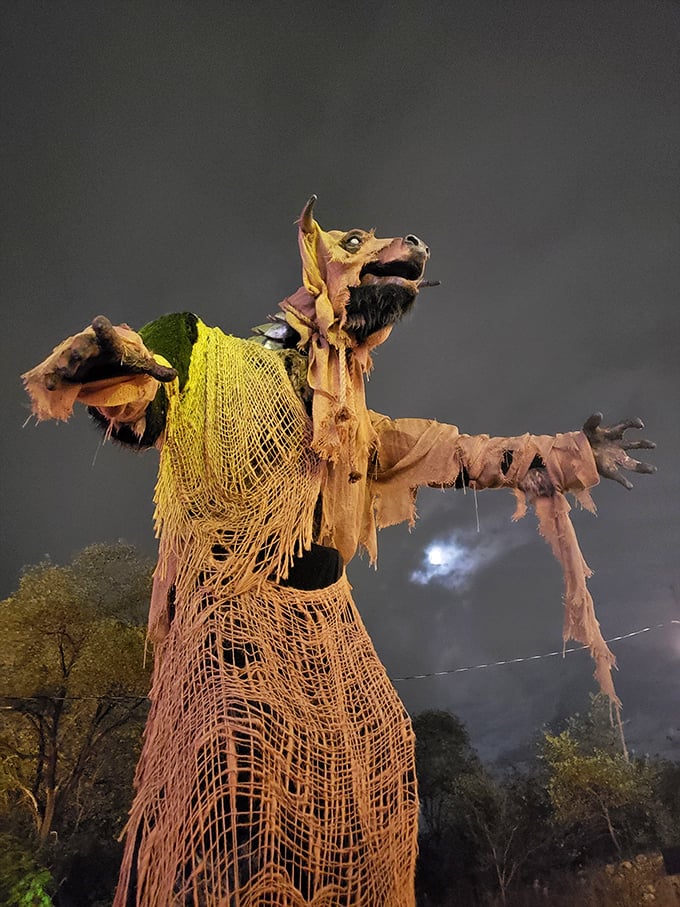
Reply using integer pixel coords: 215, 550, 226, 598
619, 417, 644, 430
623, 439, 656, 451
583, 412, 603, 436
92, 315, 125, 358
93, 315, 177, 382
603, 419, 643, 440
145, 361, 178, 382
632, 461, 657, 475
605, 467, 634, 490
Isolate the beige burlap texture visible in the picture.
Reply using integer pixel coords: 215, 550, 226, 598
115, 324, 419, 905
23, 317, 611, 905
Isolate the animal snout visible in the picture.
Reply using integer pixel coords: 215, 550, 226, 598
404, 234, 430, 257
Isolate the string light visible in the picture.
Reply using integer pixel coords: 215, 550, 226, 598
392, 620, 680, 682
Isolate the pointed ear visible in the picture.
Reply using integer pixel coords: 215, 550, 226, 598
298, 195, 318, 234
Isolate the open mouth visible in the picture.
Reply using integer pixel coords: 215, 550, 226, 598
359, 256, 425, 284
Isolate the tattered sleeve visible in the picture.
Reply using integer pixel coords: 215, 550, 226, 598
22, 313, 199, 448
22, 324, 167, 440
369, 414, 599, 529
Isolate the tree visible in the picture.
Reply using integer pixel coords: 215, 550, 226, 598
0, 543, 154, 903
541, 697, 670, 862
414, 710, 482, 839
413, 710, 485, 904
460, 771, 553, 906
413, 711, 554, 905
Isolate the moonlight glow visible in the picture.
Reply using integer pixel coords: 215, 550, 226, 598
427, 543, 459, 567
410, 524, 529, 591
411, 533, 484, 590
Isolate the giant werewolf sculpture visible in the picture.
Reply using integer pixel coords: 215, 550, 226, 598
23, 197, 655, 906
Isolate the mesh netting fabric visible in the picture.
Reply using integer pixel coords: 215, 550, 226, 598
115, 324, 418, 905
152, 325, 322, 600
117, 577, 417, 906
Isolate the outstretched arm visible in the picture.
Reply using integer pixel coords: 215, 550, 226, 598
370, 411, 655, 517
368, 410, 656, 707
370, 414, 600, 521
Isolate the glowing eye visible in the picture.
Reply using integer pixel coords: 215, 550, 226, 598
343, 234, 364, 250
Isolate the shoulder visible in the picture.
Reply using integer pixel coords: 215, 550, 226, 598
139, 313, 200, 390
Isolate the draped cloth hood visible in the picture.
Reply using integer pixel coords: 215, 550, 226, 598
280, 199, 397, 478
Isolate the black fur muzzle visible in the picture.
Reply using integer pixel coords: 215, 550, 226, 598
344, 282, 418, 344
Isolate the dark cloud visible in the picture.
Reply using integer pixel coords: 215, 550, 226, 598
2, 0, 678, 761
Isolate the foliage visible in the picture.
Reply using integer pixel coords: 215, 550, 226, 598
0, 543, 154, 904
0, 832, 55, 906
556, 692, 624, 753
544, 731, 643, 856
7, 869, 54, 907
413, 711, 486, 904
541, 696, 672, 862
413, 698, 679, 906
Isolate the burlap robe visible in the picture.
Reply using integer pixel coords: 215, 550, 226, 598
24, 320, 609, 906
102, 325, 411, 904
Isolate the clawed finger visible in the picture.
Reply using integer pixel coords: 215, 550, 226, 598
601, 464, 634, 490
602, 418, 644, 440
631, 460, 657, 475
615, 452, 657, 477
94, 316, 177, 382
583, 412, 603, 437
92, 315, 125, 359
622, 439, 656, 451
144, 361, 178, 382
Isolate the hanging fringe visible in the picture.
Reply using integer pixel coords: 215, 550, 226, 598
532, 492, 620, 707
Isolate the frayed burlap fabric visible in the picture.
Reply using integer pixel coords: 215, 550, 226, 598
25, 300, 615, 907
24, 316, 612, 905
115, 324, 420, 905
23, 316, 611, 905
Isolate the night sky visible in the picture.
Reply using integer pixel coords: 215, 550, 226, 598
2, 1, 678, 762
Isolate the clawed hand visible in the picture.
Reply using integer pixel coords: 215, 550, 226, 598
583, 412, 656, 490
47, 315, 177, 387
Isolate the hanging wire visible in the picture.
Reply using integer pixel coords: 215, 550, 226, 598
391, 620, 680, 682
2, 621, 678, 703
